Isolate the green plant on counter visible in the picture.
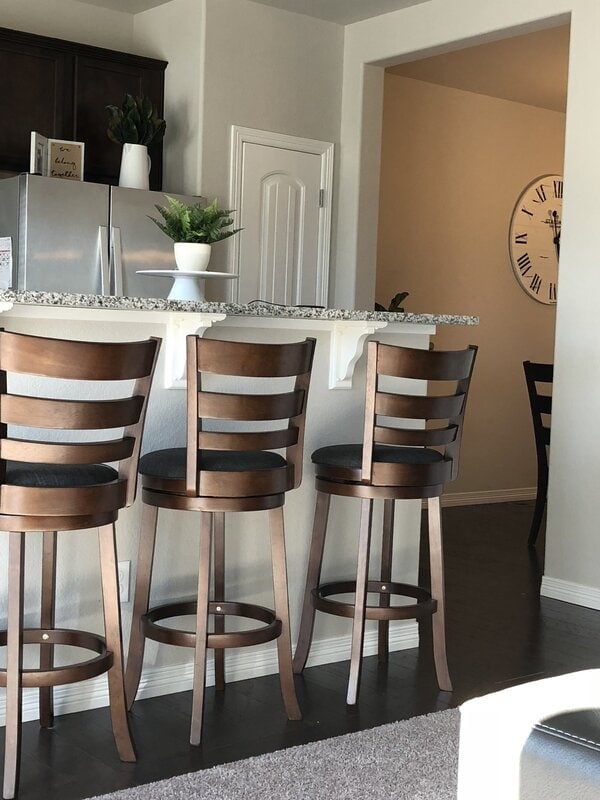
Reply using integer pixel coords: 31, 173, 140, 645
374, 292, 409, 312
148, 196, 242, 244
106, 93, 166, 146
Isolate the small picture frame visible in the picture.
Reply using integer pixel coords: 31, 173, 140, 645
30, 132, 48, 175
47, 138, 85, 181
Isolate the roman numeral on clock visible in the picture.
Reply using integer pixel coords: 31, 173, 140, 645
533, 184, 547, 203
554, 180, 563, 199
530, 273, 542, 294
514, 232, 527, 244
517, 253, 532, 276
521, 206, 534, 217
549, 282, 557, 302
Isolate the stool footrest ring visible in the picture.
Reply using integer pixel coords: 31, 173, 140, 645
313, 580, 436, 620
0, 627, 111, 688
142, 599, 282, 649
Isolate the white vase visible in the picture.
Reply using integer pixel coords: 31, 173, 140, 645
118, 143, 151, 190
174, 242, 212, 272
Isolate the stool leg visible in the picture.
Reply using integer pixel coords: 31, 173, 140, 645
125, 503, 158, 709
378, 500, 394, 664
4, 533, 24, 800
39, 530, 57, 729
269, 507, 301, 720
190, 511, 212, 746
98, 523, 136, 763
347, 499, 373, 706
292, 491, 331, 674
213, 512, 226, 692
427, 497, 452, 692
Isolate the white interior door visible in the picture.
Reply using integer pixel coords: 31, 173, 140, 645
231, 128, 333, 306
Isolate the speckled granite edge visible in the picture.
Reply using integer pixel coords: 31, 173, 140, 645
0, 290, 479, 326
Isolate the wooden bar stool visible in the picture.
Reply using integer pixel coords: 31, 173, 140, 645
523, 361, 553, 547
0, 329, 160, 799
124, 335, 316, 745
293, 341, 477, 703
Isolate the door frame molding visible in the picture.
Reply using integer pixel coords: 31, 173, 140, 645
229, 125, 334, 306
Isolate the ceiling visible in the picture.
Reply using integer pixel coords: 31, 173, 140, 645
75, 0, 429, 24
387, 25, 570, 113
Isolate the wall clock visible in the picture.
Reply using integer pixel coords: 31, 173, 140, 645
508, 174, 563, 305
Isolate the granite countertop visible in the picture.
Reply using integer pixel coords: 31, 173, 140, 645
0, 289, 479, 326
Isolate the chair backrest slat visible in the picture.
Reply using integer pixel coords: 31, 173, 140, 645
198, 390, 304, 421
1, 438, 135, 464
197, 339, 314, 377
377, 344, 475, 381
374, 424, 458, 447
1, 395, 144, 429
186, 336, 316, 496
0, 331, 157, 380
375, 392, 465, 421
198, 429, 298, 451
362, 341, 477, 485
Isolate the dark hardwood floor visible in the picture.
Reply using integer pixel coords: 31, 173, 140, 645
7, 500, 600, 799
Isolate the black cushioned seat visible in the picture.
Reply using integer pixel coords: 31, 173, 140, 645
5, 462, 118, 488
312, 443, 445, 469
139, 447, 287, 480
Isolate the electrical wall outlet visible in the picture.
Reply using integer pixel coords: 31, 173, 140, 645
118, 560, 131, 603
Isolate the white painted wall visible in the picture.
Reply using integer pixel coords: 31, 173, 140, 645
336, 0, 600, 606
133, 0, 206, 195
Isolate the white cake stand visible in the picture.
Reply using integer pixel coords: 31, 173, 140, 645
136, 270, 238, 302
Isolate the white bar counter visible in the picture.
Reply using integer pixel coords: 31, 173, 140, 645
0, 290, 478, 722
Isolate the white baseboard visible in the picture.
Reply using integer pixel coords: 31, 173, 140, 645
541, 576, 600, 610
440, 487, 536, 507
0, 621, 418, 727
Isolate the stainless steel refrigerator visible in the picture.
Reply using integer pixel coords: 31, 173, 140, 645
0, 174, 201, 298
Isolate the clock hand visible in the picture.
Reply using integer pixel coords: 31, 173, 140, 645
552, 210, 560, 260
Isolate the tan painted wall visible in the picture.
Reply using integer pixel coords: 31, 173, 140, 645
376, 75, 565, 497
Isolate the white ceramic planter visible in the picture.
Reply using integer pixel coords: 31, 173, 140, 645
119, 143, 151, 190
174, 242, 212, 272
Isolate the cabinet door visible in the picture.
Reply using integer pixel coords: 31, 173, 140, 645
0, 34, 73, 173
74, 55, 165, 190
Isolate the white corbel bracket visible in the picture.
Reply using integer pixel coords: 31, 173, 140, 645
329, 320, 389, 389
163, 313, 227, 388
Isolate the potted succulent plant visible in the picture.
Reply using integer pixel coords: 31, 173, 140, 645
149, 196, 242, 271
106, 93, 166, 189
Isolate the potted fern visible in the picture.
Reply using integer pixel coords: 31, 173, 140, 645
106, 93, 166, 189
149, 196, 242, 271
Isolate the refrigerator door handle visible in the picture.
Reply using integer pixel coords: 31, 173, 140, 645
110, 226, 123, 296
99, 225, 110, 295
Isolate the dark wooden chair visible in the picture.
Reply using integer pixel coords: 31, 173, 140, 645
0, 329, 160, 800
124, 335, 316, 745
523, 361, 553, 547
293, 341, 477, 703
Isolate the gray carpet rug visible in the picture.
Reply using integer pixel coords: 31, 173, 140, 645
88, 708, 460, 800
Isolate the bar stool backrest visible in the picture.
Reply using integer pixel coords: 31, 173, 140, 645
523, 361, 553, 452
0, 330, 160, 515
185, 336, 316, 495
362, 341, 478, 486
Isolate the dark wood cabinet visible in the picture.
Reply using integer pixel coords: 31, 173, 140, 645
0, 27, 166, 189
